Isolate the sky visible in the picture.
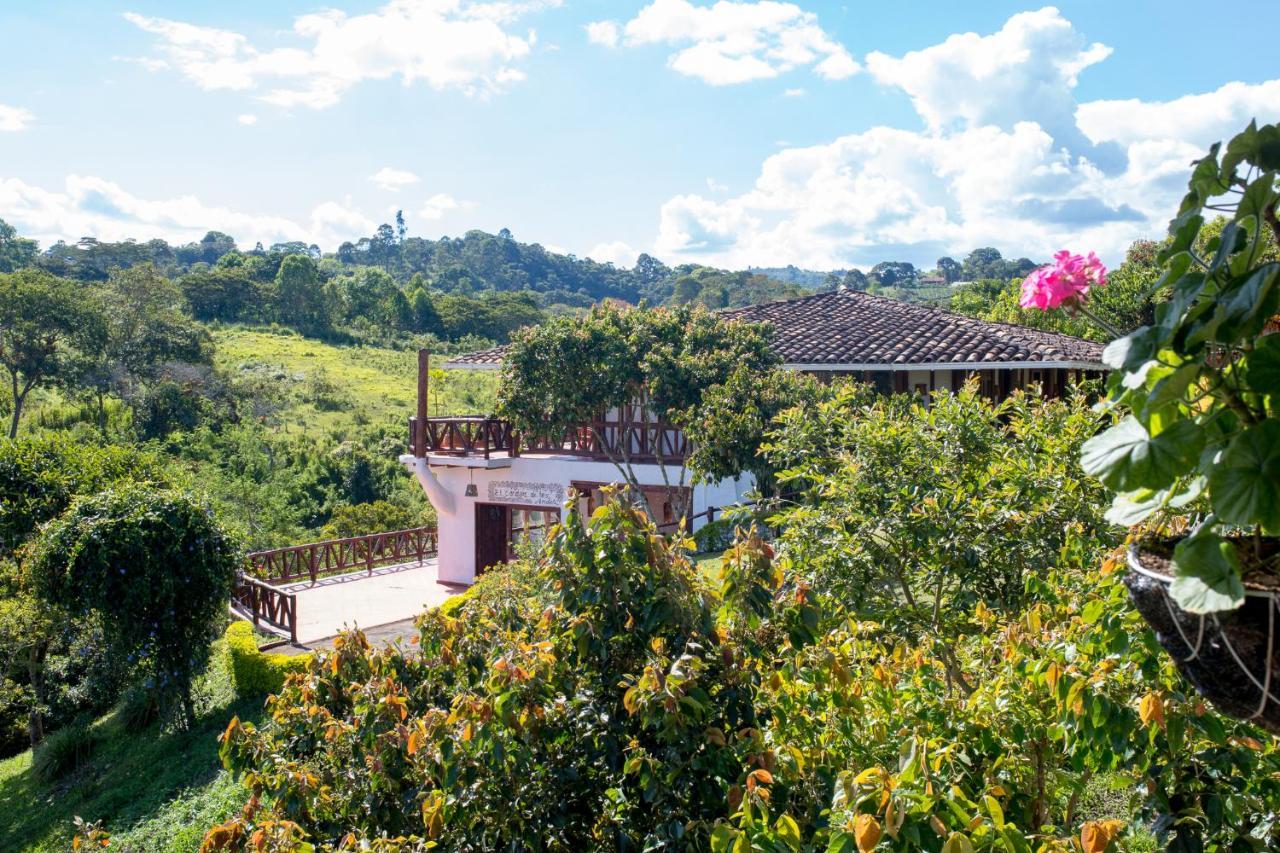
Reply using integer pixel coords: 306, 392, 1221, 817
0, 0, 1277, 271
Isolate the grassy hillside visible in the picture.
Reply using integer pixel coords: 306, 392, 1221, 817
212, 326, 500, 434
0, 650, 260, 852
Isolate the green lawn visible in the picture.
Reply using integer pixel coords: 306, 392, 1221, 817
211, 325, 500, 434
0, 650, 261, 852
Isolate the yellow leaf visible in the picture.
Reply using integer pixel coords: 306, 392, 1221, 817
1138, 693, 1165, 730
1080, 819, 1124, 853
1044, 662, 1062, 693
941, 832, 974, 853
854, 814, 881, 852
885, 798, 904, 838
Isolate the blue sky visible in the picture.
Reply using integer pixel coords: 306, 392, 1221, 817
1, 1, 1277, 270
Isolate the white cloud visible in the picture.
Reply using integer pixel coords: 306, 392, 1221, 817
652, 8, 1279, 269
590, 0, 858, 86
370, 166, 422, 191
236, 113, 259, 125
783, 87, 805, 97
124, 0, 558, 109
0, 104, 35, 132
587, 240, 641, 267
418, 192, 461, 220
0, 174, 376, 250
706, 177, 729, 192
585, 20, 620, 48
866, 6, 1110, 154
1077, 79, 1280, 149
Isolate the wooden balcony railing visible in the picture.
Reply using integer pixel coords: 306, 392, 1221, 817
231, 575, 299, 643
409, 415, 688, 464
246, 526, 439, 585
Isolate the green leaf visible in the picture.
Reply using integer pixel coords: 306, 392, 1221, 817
1243, 334, 1280, 396
775, 814, 802, 849
1214, 264, 1280, 342
1080, 416, 1204, 492
1101, 326, 1160, 373
1169, 533, 1245, 614
1208, 421, 1280, 531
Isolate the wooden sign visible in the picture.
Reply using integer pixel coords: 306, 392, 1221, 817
486, 480, 566, 507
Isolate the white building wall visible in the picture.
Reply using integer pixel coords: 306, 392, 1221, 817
402, 452, 751, 584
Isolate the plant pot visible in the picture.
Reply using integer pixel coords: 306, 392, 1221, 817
1125, 540, 1280, 735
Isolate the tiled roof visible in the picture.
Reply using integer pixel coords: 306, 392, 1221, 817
724, 289, 1105, 367
441, 290, 1106, 369
443, 345, 507, 367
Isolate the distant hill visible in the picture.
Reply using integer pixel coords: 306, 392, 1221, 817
746, 265, 838, 289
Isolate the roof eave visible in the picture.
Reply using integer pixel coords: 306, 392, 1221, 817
781, 360, 1106, 372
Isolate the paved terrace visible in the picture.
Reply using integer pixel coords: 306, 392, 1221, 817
232, 528, 467, 654
276, 558, 465, 647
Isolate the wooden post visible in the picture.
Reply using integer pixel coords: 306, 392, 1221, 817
416, 349, 430, 456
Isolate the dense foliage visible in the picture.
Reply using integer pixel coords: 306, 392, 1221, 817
205, 387, 1280, 850
28, 486, 239, 723
497, 304, 780, 516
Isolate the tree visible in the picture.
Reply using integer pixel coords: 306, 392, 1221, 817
868, 261, 916, 287
179, 266, 263, 321
0, 437, 167, 745
0, 219, 37, 273
0, 270, 101, 438
497, 304, 778, 519
274, 253, 330, 335
936, 256, 961, 283
685, 366, 827, 494
29, 486, 239, 725
80, 264, 211, 433
840, 268, 869, 290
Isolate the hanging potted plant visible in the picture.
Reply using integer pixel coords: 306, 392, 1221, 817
1022, 120, 1280, 730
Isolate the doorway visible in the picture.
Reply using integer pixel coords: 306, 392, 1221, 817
475, 504, 508, 575
474, 503, 561, 575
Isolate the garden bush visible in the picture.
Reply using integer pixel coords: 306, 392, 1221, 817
29, 486, 240, 725
32, 716, 97, 782
223, 621, 311, 697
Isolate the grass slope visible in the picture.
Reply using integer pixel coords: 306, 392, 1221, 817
0, 650, 261, 852
212, 326, 499, 434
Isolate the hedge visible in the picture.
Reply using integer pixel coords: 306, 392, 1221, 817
223, 622, 312, 697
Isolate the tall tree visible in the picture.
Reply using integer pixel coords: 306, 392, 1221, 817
936, 256, 961, 283
80, 264, 211, 433
0, 271, 101, 438
274, 253, 330, 335
0, 219, 37, 273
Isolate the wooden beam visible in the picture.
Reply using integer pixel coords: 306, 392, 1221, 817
416, 349, 430, 456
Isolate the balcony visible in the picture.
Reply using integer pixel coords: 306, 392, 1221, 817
408, 414, 688, 464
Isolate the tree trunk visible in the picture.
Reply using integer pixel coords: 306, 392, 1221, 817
26, 640, 48, 747
8, 373, 23, 439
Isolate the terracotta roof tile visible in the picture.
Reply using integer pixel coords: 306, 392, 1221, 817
724, 289, 1104, 367
441, 290, 1106, 369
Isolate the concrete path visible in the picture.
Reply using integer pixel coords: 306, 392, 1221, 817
278, 558, 468, 645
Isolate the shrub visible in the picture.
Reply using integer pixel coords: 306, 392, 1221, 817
29, 486, 240, 725
115, 684, 162, 733
32, 717, 97, 782
213, 502, 752, 849
223, 622, 311, 697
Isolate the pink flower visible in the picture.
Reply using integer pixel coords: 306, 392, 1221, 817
1019, 250, 1108, 311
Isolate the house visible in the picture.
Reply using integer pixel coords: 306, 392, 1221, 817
401, 289, 1106, 584
918, 274, 948, 286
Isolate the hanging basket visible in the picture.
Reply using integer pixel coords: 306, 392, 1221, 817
1125, 540, 1280, 735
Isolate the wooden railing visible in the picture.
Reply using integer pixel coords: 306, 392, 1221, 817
410, 415, 515, 459
246, 526, 439, 585
231, 575, 299, 643
410, 415, 688, 464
